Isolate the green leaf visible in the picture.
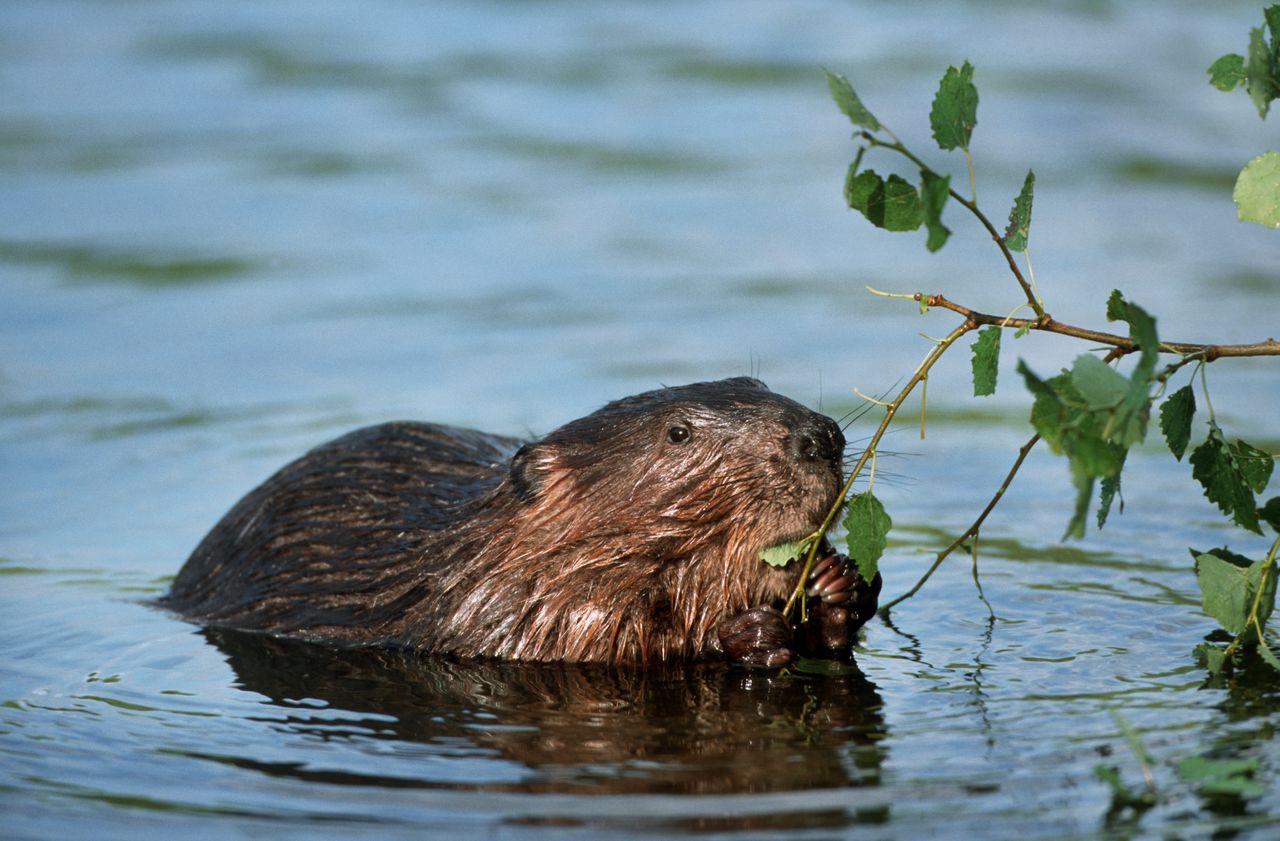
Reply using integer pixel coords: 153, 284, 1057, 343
1259, 638, 1280, 672
1246, 24, 1278, 119
1214, 7, 1280, 121
1195, 545, 1257, 570
879, 175, 925, 232
843, 491, 892, 585
970, 325, 1001, 396
1097, 475, 1119, 529
1103, 288, 1127, 322
1003, 170, 1035, 251
930, 61, 978, 152
1191, 424, 1264, 533
1073, 433, 1124, 479
1259, 560, 1280, 632
1233, 438, 1275, 494
1071, 354, 1128, 410
1208, 53, 1246, 91
1103, 291, 1159, 447
1019, 361, 1068, 452
1194, 641, 1229, 675
845, 169, 924, 232
759, 539, 808, 569
1192, 546, 1275, 643
1065, 449, 1098, 540
1097, 450, 1127, 530
1064, 433, 1120, 539
1233, 151, 1280, 228
1159, 385, 1196, 461
1022, 366, 1112, 466
1194, 548, 1258, 636
1019, 360, 1130, 538
825, 69, 882, 132
1260, 496, 1280, 533
920, 169, 952, 252
1188, 426, 1275, 532
1065, 352, 1149, 449
845, 166, 877, 210
1177, 756, 1265, 798
1105, 291, 1159, 379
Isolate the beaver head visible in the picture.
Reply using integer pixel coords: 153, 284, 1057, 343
508, 376, 843, 550
432, 377, 846, 663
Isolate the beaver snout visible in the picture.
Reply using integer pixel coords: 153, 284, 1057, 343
786, 414, 845, 467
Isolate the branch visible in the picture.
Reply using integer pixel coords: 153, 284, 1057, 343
880, 433, 1041, 614
923, 294, 1280, 360
804, 289, 1277, 617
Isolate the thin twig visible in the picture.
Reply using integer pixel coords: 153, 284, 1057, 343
879, 433, 1041, 614
971, 534, 995, 620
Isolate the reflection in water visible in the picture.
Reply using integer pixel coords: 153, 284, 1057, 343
200, 628, 887, 798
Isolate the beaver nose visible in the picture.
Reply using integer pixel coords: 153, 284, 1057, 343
788, 414, 845, 465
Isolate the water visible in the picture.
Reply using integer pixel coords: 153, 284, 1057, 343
2, 1, 1278, 838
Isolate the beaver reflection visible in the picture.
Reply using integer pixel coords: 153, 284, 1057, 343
205, 628, 887, 796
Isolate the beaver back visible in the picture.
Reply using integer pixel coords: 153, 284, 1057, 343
166, 423, 520, 641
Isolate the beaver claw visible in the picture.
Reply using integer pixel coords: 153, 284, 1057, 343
802, 552, 882, 655
807, 553, 854, 603
717, 606, 794, 668
719, 553, 882, 667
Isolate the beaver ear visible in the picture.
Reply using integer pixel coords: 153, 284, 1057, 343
510, 442, 548, 502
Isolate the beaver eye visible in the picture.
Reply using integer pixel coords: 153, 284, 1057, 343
666, 423, 692, 445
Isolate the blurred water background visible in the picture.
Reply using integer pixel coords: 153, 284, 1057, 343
2, 1, 1279, 839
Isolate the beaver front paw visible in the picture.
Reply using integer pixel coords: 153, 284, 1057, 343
717, 606, 794, 668
801, 552, 882, 654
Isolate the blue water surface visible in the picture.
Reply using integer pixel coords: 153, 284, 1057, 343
2, 2, 1279, 839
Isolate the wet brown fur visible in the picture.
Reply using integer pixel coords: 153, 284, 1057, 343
165, 378, 845, 664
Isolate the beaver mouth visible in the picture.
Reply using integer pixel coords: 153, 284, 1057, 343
757, 487, 844, 563
798, 466, 845, 528
773, 474, 845, 554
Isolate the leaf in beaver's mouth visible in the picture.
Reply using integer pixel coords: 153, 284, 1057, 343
758, 538, 811, 568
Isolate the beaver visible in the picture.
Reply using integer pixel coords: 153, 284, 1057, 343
165, 377, 880, 666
